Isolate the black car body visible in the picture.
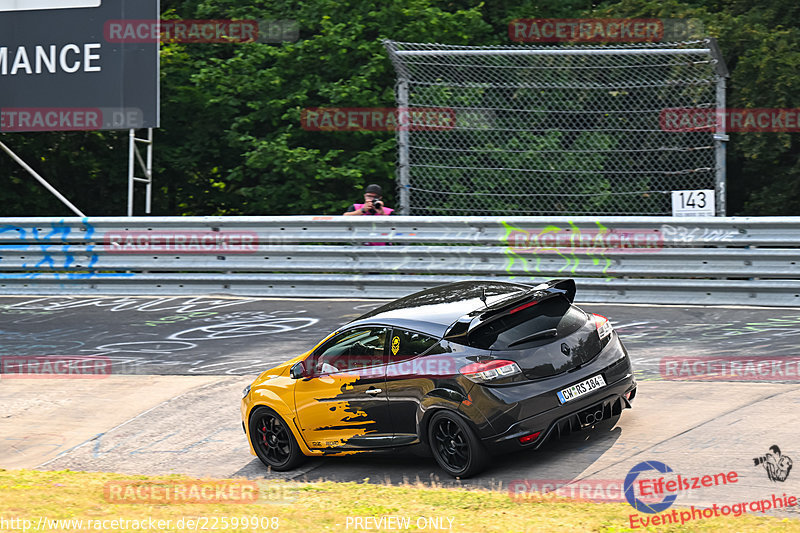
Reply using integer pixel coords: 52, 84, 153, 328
241, 279, 636, 477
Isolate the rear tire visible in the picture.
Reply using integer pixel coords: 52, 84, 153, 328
249, 406, 306, 471
428, 411, 488, 478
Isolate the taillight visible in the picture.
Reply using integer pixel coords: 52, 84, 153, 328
519, 431, 541, 444
593, 314, 613, 340
459, 359, 521, 383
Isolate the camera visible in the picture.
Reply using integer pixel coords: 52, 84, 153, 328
366, 199, 383, 214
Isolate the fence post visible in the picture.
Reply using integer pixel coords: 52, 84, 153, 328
397, 80, 411, 215
710, 37, 730, 217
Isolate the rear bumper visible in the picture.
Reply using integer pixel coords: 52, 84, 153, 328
481, 372, 636, 454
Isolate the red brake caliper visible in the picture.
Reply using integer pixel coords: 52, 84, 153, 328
262, 424, 268, 446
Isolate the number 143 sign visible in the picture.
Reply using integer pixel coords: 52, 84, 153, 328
671, 190, 715, 217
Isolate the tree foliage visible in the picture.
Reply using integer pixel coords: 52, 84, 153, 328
0, 0, 796, 216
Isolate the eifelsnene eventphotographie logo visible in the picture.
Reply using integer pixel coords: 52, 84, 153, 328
623, 448, 796, 529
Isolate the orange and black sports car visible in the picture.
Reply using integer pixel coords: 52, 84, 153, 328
241, 279, 636, 477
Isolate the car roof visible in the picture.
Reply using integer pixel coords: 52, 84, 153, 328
346, 280, 532, 338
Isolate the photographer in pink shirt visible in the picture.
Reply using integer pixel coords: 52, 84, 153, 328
343, 184, 394, 216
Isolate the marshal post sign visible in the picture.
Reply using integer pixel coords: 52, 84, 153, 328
0, 0, 159, 132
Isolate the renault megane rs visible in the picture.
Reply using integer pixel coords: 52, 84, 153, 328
241, 279, 636, 477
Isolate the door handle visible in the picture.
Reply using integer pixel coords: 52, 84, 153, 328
365, 388, 383, 396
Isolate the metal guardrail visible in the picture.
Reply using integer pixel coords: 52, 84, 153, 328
1, 216, 799, 306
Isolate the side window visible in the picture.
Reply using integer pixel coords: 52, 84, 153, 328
389, 329, 444, 362
312, 327, 389, 375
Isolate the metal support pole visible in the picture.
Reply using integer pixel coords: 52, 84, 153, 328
0, 140, 86, 217
397, 80, 410, 215
127, 129, 135, 217
145, 128, 153, 214
127, 128, 154, 216
714, 76, 728, 216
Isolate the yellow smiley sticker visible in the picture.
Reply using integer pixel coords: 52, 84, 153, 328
391, 336, 400, 355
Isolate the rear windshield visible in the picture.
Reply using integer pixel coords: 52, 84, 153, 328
469, 296, 587, 350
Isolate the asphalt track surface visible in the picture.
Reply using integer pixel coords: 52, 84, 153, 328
2, 294, 800, 378
2, 295, 800, 517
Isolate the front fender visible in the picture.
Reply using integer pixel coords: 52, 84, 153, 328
242, 374, 304, 456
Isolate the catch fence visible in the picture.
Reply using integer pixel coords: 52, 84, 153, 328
383, 40, 728, 216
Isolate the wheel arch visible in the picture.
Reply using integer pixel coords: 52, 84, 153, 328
245, 397, 314, 457
418, 383, 491, 446
419, 405, 481, 447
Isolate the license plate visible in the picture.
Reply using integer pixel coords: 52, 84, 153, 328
557, 375, 606, 404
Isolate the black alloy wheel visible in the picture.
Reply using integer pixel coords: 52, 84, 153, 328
428, 411, 488, 478
249, 407, 306, 471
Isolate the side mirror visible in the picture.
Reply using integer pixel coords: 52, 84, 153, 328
290, 361, 306, 379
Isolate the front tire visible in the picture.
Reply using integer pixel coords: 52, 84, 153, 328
249, 406, 306, 471
428, 411, 488, 478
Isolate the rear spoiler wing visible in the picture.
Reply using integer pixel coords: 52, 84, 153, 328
443, 279, 576, 343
